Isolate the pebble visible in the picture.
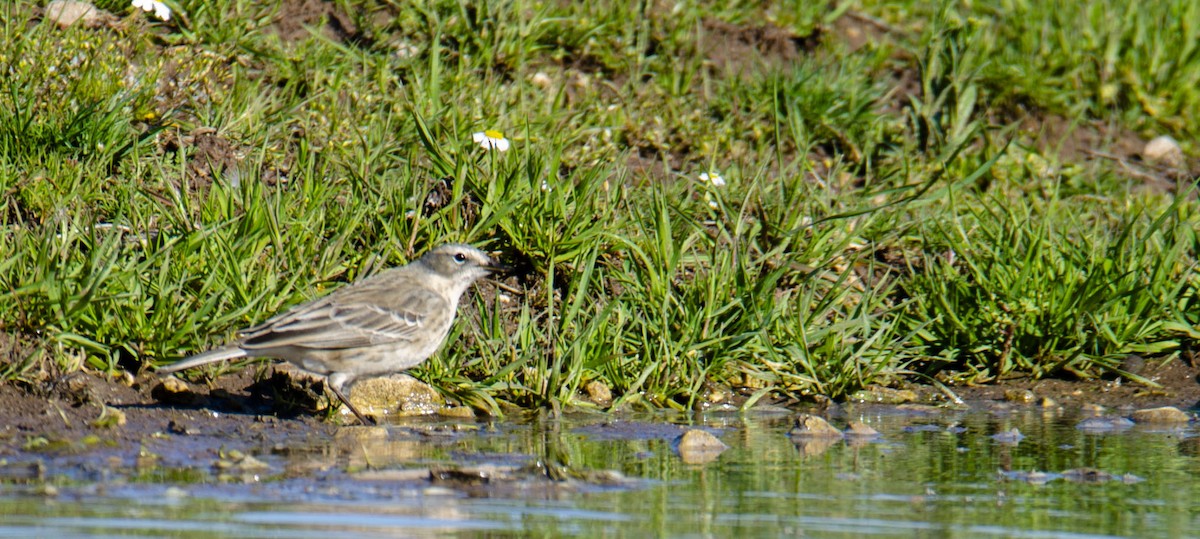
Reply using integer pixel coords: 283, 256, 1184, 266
1003, 389, 1035, 404
1143, 135, 1184, 169
583, 380, 612, 407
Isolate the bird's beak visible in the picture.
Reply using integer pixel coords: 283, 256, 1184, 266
484, 258, 513, 273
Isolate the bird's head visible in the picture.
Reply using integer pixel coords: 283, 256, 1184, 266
421, 244, 509, 285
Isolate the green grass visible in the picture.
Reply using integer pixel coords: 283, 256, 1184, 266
1, 0, 1196, 411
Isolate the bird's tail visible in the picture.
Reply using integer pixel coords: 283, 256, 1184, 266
156, 346, 248, 374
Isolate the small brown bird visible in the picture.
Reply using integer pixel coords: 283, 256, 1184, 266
157, 243, 508, 424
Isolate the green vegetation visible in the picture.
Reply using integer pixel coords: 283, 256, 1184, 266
1, 0, 1196, 411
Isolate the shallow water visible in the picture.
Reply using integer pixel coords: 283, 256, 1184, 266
2, 405, 1198, 538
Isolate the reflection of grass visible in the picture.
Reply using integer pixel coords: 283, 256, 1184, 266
0, 0, 1196, 410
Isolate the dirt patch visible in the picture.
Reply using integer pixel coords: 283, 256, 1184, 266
156, 127, 243, 192
1018, 115, 1198, 193
832, 10, 902, 53
271, 0, 358, 44
701, 19, 819, 76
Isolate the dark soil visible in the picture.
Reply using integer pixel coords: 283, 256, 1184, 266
947, 354, 1200, 411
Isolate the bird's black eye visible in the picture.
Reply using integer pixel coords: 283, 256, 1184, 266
453, 253, 467, 263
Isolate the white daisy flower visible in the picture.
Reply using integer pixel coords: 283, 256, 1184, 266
131, 0, 171, 21
699, 171, 726, 186
472, 130, 510, 152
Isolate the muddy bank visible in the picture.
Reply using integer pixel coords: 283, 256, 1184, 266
1, 357, 1197, 470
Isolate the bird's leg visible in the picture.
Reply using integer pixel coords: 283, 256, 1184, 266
325, 380, 374, 425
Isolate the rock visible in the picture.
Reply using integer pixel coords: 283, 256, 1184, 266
91, 405, 126, 429
1076, 416, 1135, 432
152, 375, 211, 407
674, 429, 728, 464
1003, 389, 1035, 404
530, 71, 553, 89
215, 452, 269, 472
788, 414, 843, 439
347, 374, 444, 420
1038, 396, 1059, 408
844, 421, 879, 437
991, 428, 1024, 444
849, 386, 917, 404
583, 380, 612, 407
675, 429, 728, 452
1143, 135, 1184, 169
1062, 468, 1113, 483
44, 1, 107, 27
1130, 406, 1191, 424
791, 436, 841, 458
698, 383, 731, 407
437, 406, 477, 419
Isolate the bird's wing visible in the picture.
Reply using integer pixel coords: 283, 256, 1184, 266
240, 279, 450, 351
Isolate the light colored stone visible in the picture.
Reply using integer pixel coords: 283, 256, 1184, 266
788, 414, 844, 439
674, 429, 728, 464
45, 1, 106, 27
1130, 406, 1191, 424
530, 71, 553, 89
1144, 135, 1184, 168
845, 421, 879, 437
583, 380, 612, 407
675, 429, 728, 452
348, 374, 444, 420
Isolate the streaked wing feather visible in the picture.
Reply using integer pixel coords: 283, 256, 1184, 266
241, 285, 448, 351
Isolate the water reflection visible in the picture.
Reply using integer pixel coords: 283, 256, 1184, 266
1, 405, 1198, 537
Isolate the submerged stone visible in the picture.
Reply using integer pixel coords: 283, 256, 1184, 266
1062, 468, 1114, 483
991, 428, 1024, 444
674, 429, 729, 465
1130, 406, 1191, 424
788, 414, 843, 439
1076, 416, 1135, 432
844, 421, 880, 438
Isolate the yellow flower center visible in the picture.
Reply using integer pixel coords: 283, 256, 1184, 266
484, 129, 505, 139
